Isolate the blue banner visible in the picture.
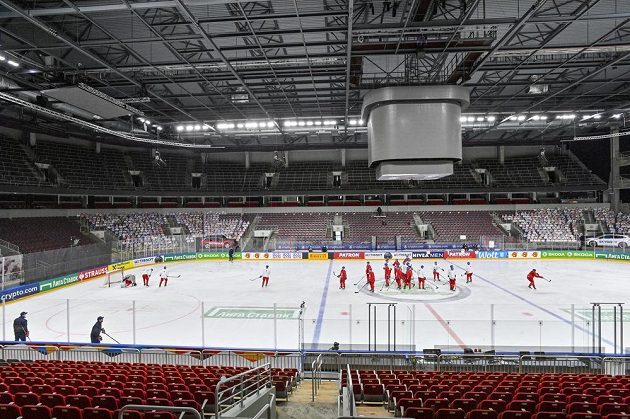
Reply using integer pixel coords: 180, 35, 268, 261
476, 250, 508, 259
0, 283, 40, 302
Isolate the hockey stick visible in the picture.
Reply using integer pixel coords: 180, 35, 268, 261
21, 327, 31, 342
103, 331, 120, 344
354, 282, 370, 294
249, 276, 261, 281
167, 275, 181, 278
542, 277, 551, 283
353, 275, 365, 286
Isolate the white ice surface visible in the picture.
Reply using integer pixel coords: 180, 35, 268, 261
2, 259, 628, 353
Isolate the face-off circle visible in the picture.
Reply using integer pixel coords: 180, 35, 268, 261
358, 280, 471, 303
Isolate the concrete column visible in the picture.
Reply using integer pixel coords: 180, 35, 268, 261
610, 128, 621, 212
29, 132, 37, 146
341, 148, 347, 167
497, 145, 505, 164
284, 150, 289, 167
95, 142, 101, 154
244, 151, 250, 169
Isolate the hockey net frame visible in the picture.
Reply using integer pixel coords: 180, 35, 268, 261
102, 268, 125, 288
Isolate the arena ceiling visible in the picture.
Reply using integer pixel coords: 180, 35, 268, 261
1, 0, 630, 150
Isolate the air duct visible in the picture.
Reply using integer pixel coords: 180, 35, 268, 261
361, 86, 470, 180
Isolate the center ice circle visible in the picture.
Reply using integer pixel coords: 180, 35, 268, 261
359, 280, 472, 302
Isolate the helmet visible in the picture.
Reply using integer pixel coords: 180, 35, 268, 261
421, 265, 424, 269
532, 268, 536, 271
342, 266, 345, 269
97, 316, 104, 321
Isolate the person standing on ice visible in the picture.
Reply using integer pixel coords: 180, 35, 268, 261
260, 265, 271, 287
367, 269, 376, 292
337, 266, 347, 289
228, 247, 234, 263
527, 268, 544, 290
447, 265, 457, 291
383, 262, 391, 287
142, 268, 153, 287
13, 312, 28, 342
159, 266, 169, 287
433, 261, 442, 282
90, 316, 105, 343
365, 261, 372, 276
417, 265, 427, 289
465, 262, 473, 283
404, 263, 414, 289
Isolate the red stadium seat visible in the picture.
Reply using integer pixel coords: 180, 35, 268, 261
468, 410, 500, 419
54, 385, 76, 396
569, 414, 601, 419
144, 413, 176, 419
405, 407, 438, 419
536, 402, 566, 413
146, 398, 173, 407
115, 410, 144, 419
478, 400, 507, 413
0, 404, 21, 419
93, 395, 119, 410
436, 408, 467, 419
598, 404, 630, 416
83, 408, 113, 419
507, 400, 537, 412
20, 405, 52, 419
533, 413, 567, 419
362, 383, 385, 403
120, 396, 144, 407
452, 399, 480, 413
426, 398, 452, 411
398, 398, 424, 417
568, 403, 598, 414
51, 406, 83, 419
39, 393, 66, 408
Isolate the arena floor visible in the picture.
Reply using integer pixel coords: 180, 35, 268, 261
3, 259, 629, 353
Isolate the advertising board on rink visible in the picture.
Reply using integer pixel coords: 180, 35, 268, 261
444, 250, 477, 259
307, 252, 329, 260
412, 251, 445, 259
333, 252, 365, 260
243, 252, 272, 260
508, 250, 541, 259
476, 250, 508, 259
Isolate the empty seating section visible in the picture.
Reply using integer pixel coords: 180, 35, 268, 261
81, 213, 172, 247
593, 209, 630, 235
204, 162, 265, 193
0, 360, 299, 419
420, 212, 504, 242
0, 217, 94, 253
0, 137, 45, 186
129, 152, 189, 192
502, 209, 581, 243
545, 154, 605, 187
345, 212, 419, 243
342, 369, 630, 419
275, 161, 333, 190
34, 141, 129, 190
170, 213, 251, 240
476, 158, 546, 188
257, 213, 331, 242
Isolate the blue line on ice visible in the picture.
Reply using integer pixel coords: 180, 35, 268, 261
311, 260, 334, 349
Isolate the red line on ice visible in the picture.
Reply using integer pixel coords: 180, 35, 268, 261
424, 303, 467, 349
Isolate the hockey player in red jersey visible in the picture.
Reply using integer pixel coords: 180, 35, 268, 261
433, 262, 442, 281
403, 264, 414, 289
393, 259, 400, 269
393, 264, 403, 289
403, 256, 411, 265
417, 265, 427, 289
465, 262, 473, 283
337, 267, 347, 289
527, 268, 544, 289
365, 261, 373, 276
367, 270, 376, 292
383, 263, 392, 287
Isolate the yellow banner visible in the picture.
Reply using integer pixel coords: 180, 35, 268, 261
307, 253, 328, 260
108, 260, 135, 272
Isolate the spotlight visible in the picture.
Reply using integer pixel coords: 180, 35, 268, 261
517, 115, 526, 121
7, 60, 19, 67
460, 116, 467, 123
476, 117, 484, 122
349, 119, 357, 125
487, 116, 496, 122
315, 121, 322, 126
176, 125, 184, 132
298, 121, 305, 127
185, 125, 193, 131
267, 121, 275, 128
467, 116, 475, 122
193, 124, 201, 131
0, 56, 5, 61
237, 123, 244, 129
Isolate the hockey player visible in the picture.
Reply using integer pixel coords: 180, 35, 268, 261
13, 312, 28, 342
383, 262, 392, 287
260, 265, 271, 287
447, 265, 457, 291
417, 265, 427, 290
337, 266, 347, 289
393, 263, 403, 289
393, 259, 400, 269
404, 264, 414, 289
433, 261, 442, 282
122, 274, 137, 288
142, 268, 153, 287
90, 316, 105, 343
367, 269, 376, 292
465, 262, 473, 283
159, 266, 168, 287
365, 261, 373, 276
228, 247, 234, 263
403, 256, 411, 265
527, 268, 544, 290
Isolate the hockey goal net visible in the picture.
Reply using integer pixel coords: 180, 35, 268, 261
102, 268, 125, 288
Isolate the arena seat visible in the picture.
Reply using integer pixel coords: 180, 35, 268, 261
469, 410, 500, 419
20, 405, 53, 419
51, 406, 83, 419
500, 411, 533, 419
406, 407, 438, 419
0, 403, 22, 419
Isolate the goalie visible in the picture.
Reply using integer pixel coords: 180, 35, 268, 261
121, 274, 137, 288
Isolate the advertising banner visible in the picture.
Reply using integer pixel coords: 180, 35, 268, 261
333, 252, 365, 260
163, 253, 196, 262
445, 250, 477, 259
196, 252, 234, 260
595, 251, 630, 261
412, 251, 445, 259
476, 250, 508, 259
78, 266, 108, 281
0, 283, 40, 302
507, 251, 541, 259
541, 250, 594, 259
307, 253, 329, 260
243, 252, 272, 260
271, 252, 305, 260
200, 238, 234, 249
390, 252, 413, 259
364, 252, 386, 259
39, 273, 79, 292
108, 260, 134, 271
133, 256, 162, 267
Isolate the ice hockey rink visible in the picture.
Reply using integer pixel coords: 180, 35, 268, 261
3, 258, 628, 353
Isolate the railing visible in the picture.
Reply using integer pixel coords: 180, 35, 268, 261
251, 393, 275, 419
215, 363, 273, 419
344, 364, 356, 417
311, 353, 323, 401
119, 405, 202, 419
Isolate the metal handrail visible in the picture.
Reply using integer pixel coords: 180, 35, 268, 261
252, 393, 275, 419
346, 364, 355, 417
311, 353, 322, 401
215, 363, 272, 419
119, 405, 201, 419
